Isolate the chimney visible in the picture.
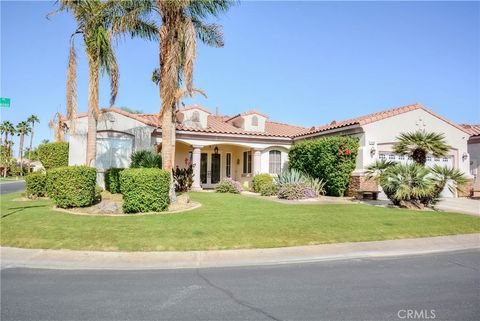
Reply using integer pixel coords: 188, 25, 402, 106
216, 106, 220, 116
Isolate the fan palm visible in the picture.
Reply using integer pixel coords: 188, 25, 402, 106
16, 121, 32, 176
27, 115, 40, 160
0, 121, 16, 162
50, 0, 157, 166
393, 131, 450, 165
48, 112, 67, 142
150, 0, 233, 201
430, 165, 468, 198
365, 159, 396, 181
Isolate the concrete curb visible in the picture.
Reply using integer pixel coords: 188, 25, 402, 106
1, 234, 479, 270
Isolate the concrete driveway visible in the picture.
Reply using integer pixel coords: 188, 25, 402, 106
435, 198, 480, 216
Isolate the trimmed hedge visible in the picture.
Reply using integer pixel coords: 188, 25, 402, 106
47, 166, 97, 208
25, 172, 47, 198
38, 142, 69, 170
288, 136, 359, 196
104, 168, 125, 193
252, 173, 273, 193
120, 168, 170, 213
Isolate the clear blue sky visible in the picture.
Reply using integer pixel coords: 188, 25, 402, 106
1, 1, 479, 148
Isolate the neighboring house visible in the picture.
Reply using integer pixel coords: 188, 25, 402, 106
67, 103, 473, 197
460, 124, 480, 196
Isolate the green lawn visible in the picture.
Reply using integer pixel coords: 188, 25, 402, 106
1, 192, 479, 251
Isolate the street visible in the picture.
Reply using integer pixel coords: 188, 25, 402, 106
1, 250, 479, 321
0, 181, 25, 195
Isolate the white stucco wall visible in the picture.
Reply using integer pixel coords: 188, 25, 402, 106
468, 140, 480, 178
177, 108, 209, 128
361, 108, 471, 177
68, 111, 155, 167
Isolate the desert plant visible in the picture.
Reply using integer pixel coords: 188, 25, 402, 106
288, 136, 359, 196
37, 142, 69, 170
365, 159, 397, 181
130, 150, 162, 168
120, 168, 170, 213
104, 168, 124, 194
259, 182, 279, 196
47, 166, 97, 208
173, 165, 194, 192
423, 165, 468, 204
393, 131, 450, 165
277, 182, 316, 200
215, 178, 243, 194
274, 168, 305, 185
25, 171, 47, 198
252, 173, 273, 193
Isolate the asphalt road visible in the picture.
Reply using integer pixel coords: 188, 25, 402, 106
1, 250, 479, 321
0, 181, 25, 195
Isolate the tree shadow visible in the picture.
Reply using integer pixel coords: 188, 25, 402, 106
1, 205, 47, 219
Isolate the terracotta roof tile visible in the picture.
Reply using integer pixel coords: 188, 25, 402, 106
460, 124, 480, 137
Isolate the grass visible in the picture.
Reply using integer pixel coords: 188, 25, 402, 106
1, 192, 479, 251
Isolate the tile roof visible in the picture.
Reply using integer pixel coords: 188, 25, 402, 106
460, 124, 480, 137
294, 103, 472, 137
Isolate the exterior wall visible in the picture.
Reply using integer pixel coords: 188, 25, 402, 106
361, 109, 471, 177
177, 108, 209, 128
347, 175, 378, 197
242, 114, 267, 132
467, 138, 480, 178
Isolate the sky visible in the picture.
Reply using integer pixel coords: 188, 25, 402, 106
1, 1, 479, 148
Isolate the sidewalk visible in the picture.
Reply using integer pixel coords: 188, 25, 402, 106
1, 234, 478, 270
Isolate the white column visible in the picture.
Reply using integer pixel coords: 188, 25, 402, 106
253, 149, 262, 175
192, 146, 203, 191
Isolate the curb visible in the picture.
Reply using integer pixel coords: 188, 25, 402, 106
1, 234, 479, 270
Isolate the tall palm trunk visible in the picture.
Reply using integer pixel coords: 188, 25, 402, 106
28, 123, 35, 160
18, 133, 24, 176
159, 25, 178, 202
86, 58, 99, 166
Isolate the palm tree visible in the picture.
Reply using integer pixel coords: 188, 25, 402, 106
430, 165, 468, 199
151, 0, 233, 200
27, 115, 40, 160
0, 121, 15, 159
393, 131, 450, 166
48, 112, 67, 142
50, 0, 157, 166
16, 121, 32, 176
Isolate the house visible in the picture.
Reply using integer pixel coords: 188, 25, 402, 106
67, 103, 473, 197
460, 124, 480, 196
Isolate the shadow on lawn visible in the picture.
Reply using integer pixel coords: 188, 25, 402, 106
1, 205, 47, 219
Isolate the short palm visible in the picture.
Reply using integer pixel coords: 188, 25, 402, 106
393, 131, 450, 165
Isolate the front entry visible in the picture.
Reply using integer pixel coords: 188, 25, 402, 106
200, 153, 221, 188
211, 154, 221, 184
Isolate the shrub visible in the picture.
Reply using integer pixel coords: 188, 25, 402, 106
259, 182, 279, 196
288, 136, 359, 196
173, 165, 194, 192
94, 185, 103, 203
47, 166, 96, 208
37, 142, 69, 170
25, 172, 46, 198
277, 182, 316, 200
120, 168, 170, 213
104, 168, 124, 193
252, 173, 273, 193
215, 178, 243, 194
130, 150, 162, 168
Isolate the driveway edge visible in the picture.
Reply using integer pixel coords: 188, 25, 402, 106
1, 234, 479, 270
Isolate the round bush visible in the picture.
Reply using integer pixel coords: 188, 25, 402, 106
259, 182, 279, 196
120, 168, 170, 213
215, 178, 243, 194
47, 166, 96, 208
252, 173, 273, 193
277, 182, 316, 200
25, 172, 46, 198
104, 168, 125, 194
37, 142, 69, 170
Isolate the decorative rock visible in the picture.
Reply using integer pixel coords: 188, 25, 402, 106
96, 201, 118, 214
177, 194, 190, 205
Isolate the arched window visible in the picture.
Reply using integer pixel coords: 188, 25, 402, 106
251, 115, 258, 126
269, 150, 281, 174
191, 111, 200, 122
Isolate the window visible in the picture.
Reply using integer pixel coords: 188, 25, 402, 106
398, 155, 405, 160
427, 156, 432, 162
243, 151, 252, 174
226, 153, 232, 177
379, 154, 386, 160
251, 116, 258, 126
442, 157, 448, 162
388, 154, 395, 160
191, 111, 200, 122
434, 157, 440, 162
96, 134, 133, 170
269, 150, 282, 174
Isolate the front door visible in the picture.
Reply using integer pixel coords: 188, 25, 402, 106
200, 153, 208, 184
211, 154, 221, 184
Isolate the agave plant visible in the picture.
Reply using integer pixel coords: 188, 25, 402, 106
303, 175, 326, 196
130, 150, 162, 168
274, 168, 305, 185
